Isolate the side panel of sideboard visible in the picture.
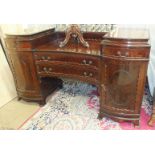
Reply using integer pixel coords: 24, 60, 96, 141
4, 36, 44, 102
100, 57, 148, 125
100, 39, 150, 125
4, 34, 65, 104
8, 51, 43, 101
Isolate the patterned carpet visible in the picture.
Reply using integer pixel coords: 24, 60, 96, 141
20, 79, 155, 130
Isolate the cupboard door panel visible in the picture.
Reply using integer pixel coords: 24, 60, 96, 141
102, 58, 146, 114
9, 52, 41, 97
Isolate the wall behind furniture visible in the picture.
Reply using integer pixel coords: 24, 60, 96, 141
0, 24, 30, 108
147, 25, 155, 96
0, 25, 26, 108
0, 43, 17, 108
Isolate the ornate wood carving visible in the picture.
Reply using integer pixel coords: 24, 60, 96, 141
59, 24, 89, 48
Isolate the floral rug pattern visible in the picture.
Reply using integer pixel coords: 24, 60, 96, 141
20, 79, 155, 130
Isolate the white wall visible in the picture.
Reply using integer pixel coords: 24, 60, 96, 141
0, 25, 21, 108
147, 25, 155, 96
0, 44, 17, 107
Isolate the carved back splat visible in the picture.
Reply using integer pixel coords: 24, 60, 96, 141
59, 24, 89, 48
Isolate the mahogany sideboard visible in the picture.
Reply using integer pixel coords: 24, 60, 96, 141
3, 25, 151, 126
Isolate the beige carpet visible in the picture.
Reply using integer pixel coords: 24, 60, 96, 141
0, 97, 40, 130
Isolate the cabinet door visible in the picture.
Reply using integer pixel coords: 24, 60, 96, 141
9, 52, 41, 99
102, 57, 147, 114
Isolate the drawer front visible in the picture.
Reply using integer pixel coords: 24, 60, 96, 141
34, 52, 99, 68
102, 47, 150, 58
36, 63, 99, 82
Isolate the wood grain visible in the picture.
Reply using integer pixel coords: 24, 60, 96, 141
4, 26, 151, 126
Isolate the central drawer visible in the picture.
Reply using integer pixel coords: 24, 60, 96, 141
36, 63, 99, 83
34, 52, 100, 68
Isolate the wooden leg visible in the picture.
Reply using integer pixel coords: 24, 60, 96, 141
148, 117, 155, 126
39, 100, 46, 107
148, 106, 155, 126
98, 112, 103, 120
58, 83, 63, 89
17, 97, 22, 101
133, 120, 140, 128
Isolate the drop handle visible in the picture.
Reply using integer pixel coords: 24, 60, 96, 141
117, 51, 121, 56
89, 61, 92, 64
82, 60, 87, 64
43, 67, 47, 71
42, 56, 46, 60
89, 73, 93, 77
48, 68, 52, 71
83, 72, 87, 76
82, 60, 93, 65
117, 51, 129, 57
47, 56, 51, 60
83, 72, 93, 77
125, 52, 129, 56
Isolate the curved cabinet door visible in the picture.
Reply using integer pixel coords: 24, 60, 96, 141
9, 52, 42, 100
101, 57, 147, 117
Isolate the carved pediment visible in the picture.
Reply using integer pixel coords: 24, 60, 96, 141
59, 24, 89, 48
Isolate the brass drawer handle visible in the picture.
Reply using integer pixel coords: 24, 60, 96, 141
117, 51, 121, 56
83, 72, 87, 76
43, 67, 47, 71
48, 68, 52, 71
89, 60, 92, 64
41, 56, 51, 61
117, 51, 129, 57
89, 73, 93, 77
42, 56, 46, 60
43, 67, 52, 72
125, 52, 129, 56
82, 60, 87, 64
83, 72, 93, 77
82, 60, 93, 65
47, 56, 51, 60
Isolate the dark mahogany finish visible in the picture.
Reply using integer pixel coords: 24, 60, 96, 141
4, 25, 151, 126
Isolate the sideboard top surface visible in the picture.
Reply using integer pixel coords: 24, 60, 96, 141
4, 27, 150, 55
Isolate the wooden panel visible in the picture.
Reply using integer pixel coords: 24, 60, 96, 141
36, 63, 99, 84
8, 52, 42, 99
101, 57, 147, 117
102, 46, 150, 58
34, 52, 100, 68
4, 26, 151, 126
5, 38, 16, 49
